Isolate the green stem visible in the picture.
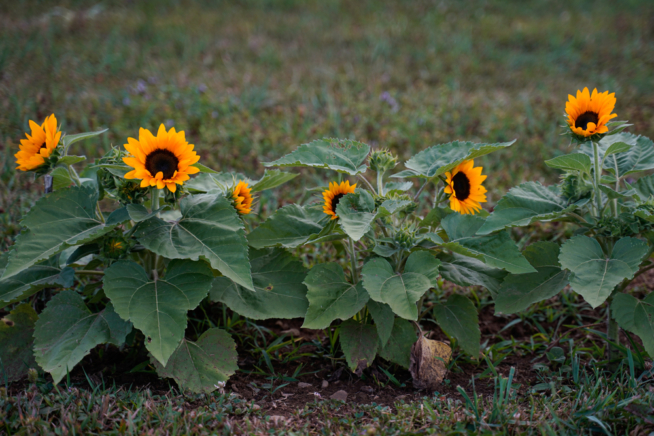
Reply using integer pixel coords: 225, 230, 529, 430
347, 237, 359, 283
613, 155, 620, 218
75, 270, 105, 276
377, 171, 385, 196
66, 164, 82, 187
151, 187, 160, 214
592, 141, 603, 217
413, 180, 429, 202
357, 174, 377, 195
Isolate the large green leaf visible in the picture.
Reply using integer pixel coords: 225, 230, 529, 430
378, 318, 416, 369
433, 294, 479, 357
33, 291, 131, 384
62, 129, 109, 151
559, 236, 648, 308
397, 140, 515, 179
247, 204, 325, 249
135, 194, 253, 291
210, 248, 308, 320
152, 328, 238, 393
264, 138, 371, 175
366, 300, 395, 346
361, 252, 440, 320
611, 293, 654, 358
339, 320, 379, 372
544, 153, 592, 173
495, 242, 570, 314
251, 169, 298, 192
104, 259, 214, 365
0, 254, 74, 307
336, 191, 376, 241
302, 263, 369, 329
601, 133, 654, 177
2, 186, 125, 280
441, 214, 535, 274
478, 183, 581, 235
0, 303, 38, 382
632, 174, 654, 200
438, 253, 508, 296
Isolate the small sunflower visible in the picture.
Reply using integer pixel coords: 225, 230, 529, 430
322, 180, 357, 220
232, 180, 253, 215
444, 160, 487, 215
565, 87, 617, 138
15, 114, 61, 172
123, 124, 200, 193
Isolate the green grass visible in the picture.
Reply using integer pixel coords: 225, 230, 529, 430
2, 1, 654, 434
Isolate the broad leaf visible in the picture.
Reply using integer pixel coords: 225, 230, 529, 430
421, 207, 453, 228
336, 191, 376, 241
51, 167, 73, 190
559, 236, 648, 308
339, 320, 379, 372
104, 259, 214, 365
384, 181, 413, 193
251, 169, 298, 192
33, 291, 131, 384
632, 174, 654, 200
545, 153, 592, 173
605, 133, 654, 177
58, 155, 86, 166
377, 199, 414, 218
63, 128, 108, 150
2, 186, 125, 280
248, 204, 325, 249
367, 300, 395, 346
611, 293, 654, 358
135, 194, 253, 291
0, 303, 38, 382
184, 173, 229, 194
442, 214, 535, 274
210, 248, 309, 320
126, 204, 170, 222
264, 138, 371, 175
361, 252, 440, 320
433, 294, 480, 357
0, 254, 74, 307
152, 328, 238, 393
438, 253, 508, 296
378, 318, 415, 369
397, 139, 515, 179
302, 263, 369, 329
495, 242, 570, 314
478, 182, 579, 235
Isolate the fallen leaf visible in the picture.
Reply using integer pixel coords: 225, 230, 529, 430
409, 336, 452, 390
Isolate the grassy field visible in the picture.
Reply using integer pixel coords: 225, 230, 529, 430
2, 0, 654, 434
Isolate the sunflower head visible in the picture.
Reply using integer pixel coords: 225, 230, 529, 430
444, 160, 487, 215
322, 180, 357, 220
122, 124, 200, 193
369, 148, 398, 173
15, 114, 62, 172
232, 180, 253, 215
565, 88, 617, 140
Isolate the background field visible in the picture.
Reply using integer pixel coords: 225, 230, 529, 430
2, 1, 654, 434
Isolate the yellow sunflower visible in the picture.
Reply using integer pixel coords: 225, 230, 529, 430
565, 87, 617, 137
123, 124, 200, 193
232, 180, 253, 215
15, 114, 61, 172
322, 180, 356, 220
444, 160, 487, 215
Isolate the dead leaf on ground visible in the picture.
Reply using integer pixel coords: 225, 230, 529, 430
409, 336, 452, 390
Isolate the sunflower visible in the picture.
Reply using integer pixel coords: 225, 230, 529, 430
444, 160, 487, 215
322, 180, 357, 220
15, 114, 61, 172
232, 180, 253, 215
565, 87, 617, 137
123, 124, 200, 192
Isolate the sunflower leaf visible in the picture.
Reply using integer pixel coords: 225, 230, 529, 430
477, 182, 583, 235
302, 263, 369, 329
62, 128, 108, 152
339, 320, 379, 372
378, 318, 416, 369
263, 138, 371, 175
367, 300, 395, 346
251, 169, 298, 192
135, 194, 253, 291
33, 291, 131, 384
103, 259, 213, 366
335, 191, 376, 241
210, 248, 309, 320
193, 163, 220, 174
433, 294, 480, 357
393, 139, 515, 179
441, 214, 535, 274
1, 186, 126, 280
611, 293, 654, 358
438, 253, 507, 297
580, 133, 654, 177
152, 328, 238, 393
0, 303, 39, 382
559, 236, 648, 308
248, 204, 326, 249
544, 153, 592, 173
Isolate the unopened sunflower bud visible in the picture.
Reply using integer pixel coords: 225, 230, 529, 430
561, 173, 593, 202
27, 368, 38, 384
369, 149, 398, 173
394, 228, 417, 250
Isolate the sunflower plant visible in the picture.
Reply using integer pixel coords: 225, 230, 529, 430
483, 88, 654, 363
1, 121, 299, 393
243, 137, 532, 381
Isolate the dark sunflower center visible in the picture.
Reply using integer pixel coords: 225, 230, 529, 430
332, 193, 345, 211
145, 149, 179, 179
452, 172, 471, 201
575, 111, 599, 131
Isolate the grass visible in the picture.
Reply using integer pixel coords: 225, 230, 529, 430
2, 0, 654, 434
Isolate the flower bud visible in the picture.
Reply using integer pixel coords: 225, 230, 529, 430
369, 149, 398, 173
27, 368, 38, 384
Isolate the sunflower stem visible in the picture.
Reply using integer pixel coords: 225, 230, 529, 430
592, 141, 603, 217
151, 187, 160, 215
413, 180, 429, 202
377, 171, 385, 196
613, 155, 620, 218
347, 237, 359, 283
75, 270, 105, 276
357, 174, 376, 195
